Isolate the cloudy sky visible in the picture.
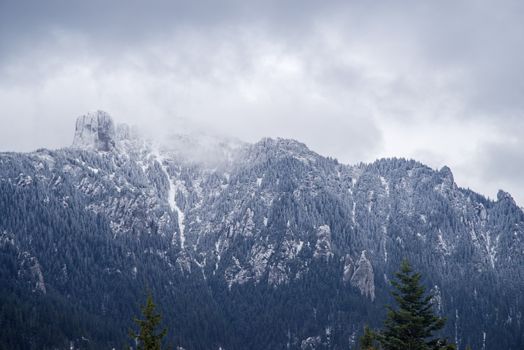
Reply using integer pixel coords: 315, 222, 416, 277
1, 0, 523, 204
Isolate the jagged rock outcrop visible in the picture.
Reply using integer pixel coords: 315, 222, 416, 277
497, 189, 516, 205
314, 225, 333, 260
21, 253, 46, 294
350, 251, 375, 301
72, 110, 116, 151
342, 254, 354, 282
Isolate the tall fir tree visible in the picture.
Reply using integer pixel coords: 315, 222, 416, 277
378, 260, 456, 350
360, 325, 378, 350
129, 293, 168, 350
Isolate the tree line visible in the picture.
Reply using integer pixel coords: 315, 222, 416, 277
130, 260, 479, 350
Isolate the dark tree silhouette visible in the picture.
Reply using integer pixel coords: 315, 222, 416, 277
378, 260, 455, 350
129, 293, 168, 350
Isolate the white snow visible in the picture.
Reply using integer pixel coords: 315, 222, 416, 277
379, 176, 389, 196
296, 240, 304, 254
225, 256, 251, 288
367, 191, 374, 213
481, 230, 499, 269
455, 309, 459, 346
250, 244, 274, 279
382, 225, 388, 263
437, 229, 451, 255
174, 201, 186, 248
155, 150, 186, 249
314, 225, 333, 259
87, 166, 99, 174
351, 202, 356, 225
214, 240, 221, 273
242, 208, 255, 236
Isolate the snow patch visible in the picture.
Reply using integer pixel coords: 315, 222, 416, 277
155, 151, 186, 249
437, 229, 451, 255
379, 176, 389, 196
351, 202, 356, 225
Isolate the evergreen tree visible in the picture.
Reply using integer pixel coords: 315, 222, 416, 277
378, 260, 455, 350
129, 293, 168, 350
360, 325, 378, 350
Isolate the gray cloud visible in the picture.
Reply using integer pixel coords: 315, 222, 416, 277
464, 120, 524, 202
0, 0, 523, 204
478, 141, 524, 183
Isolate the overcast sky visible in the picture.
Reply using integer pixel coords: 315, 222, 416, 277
0, 0, 523, 205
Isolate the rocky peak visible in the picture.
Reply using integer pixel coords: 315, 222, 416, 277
72, 111, 116, 151
439, 165, 454, 183
247, 137, 319, 164
497, 189, 516, 205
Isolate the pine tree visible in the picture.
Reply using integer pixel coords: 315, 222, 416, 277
378, 260, 455, 350
129, 293, 168, 350
360, 325, 378, 350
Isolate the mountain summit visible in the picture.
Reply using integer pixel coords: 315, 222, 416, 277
72, 110, 116, 151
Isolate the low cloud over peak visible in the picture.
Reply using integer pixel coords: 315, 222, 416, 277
1, 0, 523, 204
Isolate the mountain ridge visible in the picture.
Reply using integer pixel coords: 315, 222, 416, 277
0, 111, 522, 349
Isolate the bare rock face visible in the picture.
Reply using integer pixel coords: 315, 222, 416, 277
72, 111, 116, 151
19, 252, 46, 294
342, 254, 354, 283
497, 189, 516, 205
314, 225, 333, 260
301, 336, 322, 350
430, 285, 443, 314
350, 250, 375, 301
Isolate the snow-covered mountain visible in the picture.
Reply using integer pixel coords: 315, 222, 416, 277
0, 111, 522, 350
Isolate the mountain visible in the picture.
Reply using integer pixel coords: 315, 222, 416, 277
0, 111, 522, 350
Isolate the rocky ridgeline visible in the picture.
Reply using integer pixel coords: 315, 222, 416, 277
0, 111, 522, 349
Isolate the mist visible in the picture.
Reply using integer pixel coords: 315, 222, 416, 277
1, 0, 523, 204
